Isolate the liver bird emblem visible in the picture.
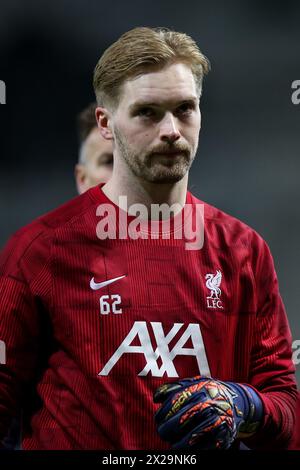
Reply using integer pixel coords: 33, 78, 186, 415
205, 270, 222, 299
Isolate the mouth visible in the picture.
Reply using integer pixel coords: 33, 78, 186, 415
152, 150, 187, 157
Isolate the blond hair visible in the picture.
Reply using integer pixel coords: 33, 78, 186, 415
93, 27, 210, 108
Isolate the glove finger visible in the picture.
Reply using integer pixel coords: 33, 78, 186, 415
156, 396, 216, 442
172, 408, 236, 450
171, 422, 213, 449
153, 376, 210, 404
172, 420, 233, 450
153, 382, 184, 404
155, 379, 210, 424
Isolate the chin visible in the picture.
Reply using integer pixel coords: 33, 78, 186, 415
150, 162, 190, 183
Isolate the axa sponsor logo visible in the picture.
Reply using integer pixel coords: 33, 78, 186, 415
99, 321, 211, 378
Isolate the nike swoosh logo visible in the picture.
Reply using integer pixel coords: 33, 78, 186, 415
90, 275, 126, 290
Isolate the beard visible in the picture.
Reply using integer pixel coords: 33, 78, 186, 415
114, 127, 197, 184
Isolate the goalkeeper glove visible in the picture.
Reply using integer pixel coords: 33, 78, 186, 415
154, 375, 263, 449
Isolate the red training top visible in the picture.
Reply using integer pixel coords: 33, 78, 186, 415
0, 185, 297, 449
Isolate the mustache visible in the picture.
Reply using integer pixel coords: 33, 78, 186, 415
149, 144, 191, 156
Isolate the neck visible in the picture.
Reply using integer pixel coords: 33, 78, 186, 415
102, 164, 188, 220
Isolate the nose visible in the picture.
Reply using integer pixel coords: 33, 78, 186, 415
159, 113, 181, 144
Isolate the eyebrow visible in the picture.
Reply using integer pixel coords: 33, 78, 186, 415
129, 97, 198, 112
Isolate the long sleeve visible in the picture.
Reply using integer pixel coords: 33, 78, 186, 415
0, 277, 40, 442
243, 234, 298, 449
0, 227, 51, 444
289, 395, 300, 449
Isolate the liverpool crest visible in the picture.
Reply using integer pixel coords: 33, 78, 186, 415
205, 270, 224, 309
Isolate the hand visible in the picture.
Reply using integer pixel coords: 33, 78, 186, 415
154, 376, 262, 449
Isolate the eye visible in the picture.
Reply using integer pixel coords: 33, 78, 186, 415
137, 107, 156, 118
176, 102, 195, 116
97, 154, 113, 167
104, 156, 113, 166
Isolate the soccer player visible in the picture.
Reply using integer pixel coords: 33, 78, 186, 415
75, 102, 113, 194
0, 27, 297, 450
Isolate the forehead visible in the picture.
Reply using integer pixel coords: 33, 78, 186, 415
119, 62, 198, 108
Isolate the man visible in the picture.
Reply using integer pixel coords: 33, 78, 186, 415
0, 27, 297, 450
75, 102, 113, 194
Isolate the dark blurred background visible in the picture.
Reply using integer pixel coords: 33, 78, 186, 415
0, 0, 299, 385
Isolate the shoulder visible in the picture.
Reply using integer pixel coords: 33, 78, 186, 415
0, 188, 98, 280
189, 192, 270, 257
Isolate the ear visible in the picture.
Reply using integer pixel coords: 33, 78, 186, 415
95, 106, 113, 140
74, 164, 88, 194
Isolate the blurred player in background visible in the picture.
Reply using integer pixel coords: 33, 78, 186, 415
1, 102, 113, 450
75, 102, 113, 193
0, 27, 298, 450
